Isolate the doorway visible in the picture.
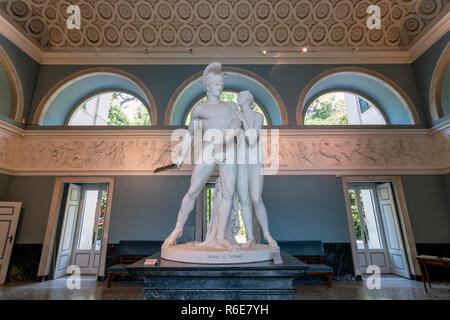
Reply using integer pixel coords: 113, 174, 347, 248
54, 183, 108, 279
342, 177, 418, 279
38, 177, 115, 280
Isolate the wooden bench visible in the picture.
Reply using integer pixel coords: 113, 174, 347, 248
106, 240, 163, 288
278, 240, 333, 288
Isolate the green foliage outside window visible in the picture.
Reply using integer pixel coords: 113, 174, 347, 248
107, 93, 151, 126
304, 92, 349, 125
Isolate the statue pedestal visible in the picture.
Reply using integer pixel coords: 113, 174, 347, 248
161, 243, 280, 264
126, 252, 309, 300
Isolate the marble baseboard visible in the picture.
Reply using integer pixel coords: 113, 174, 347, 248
322, 243, 354, 280
6, 244, 42, 282
416, 243, 450, 281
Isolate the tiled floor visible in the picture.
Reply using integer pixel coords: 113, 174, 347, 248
0, 275, 449, 300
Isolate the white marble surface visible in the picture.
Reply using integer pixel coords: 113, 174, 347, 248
161, 243, 281, 264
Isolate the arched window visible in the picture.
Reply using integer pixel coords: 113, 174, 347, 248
68, 91, 151, 126
184, 91, 268, 126
304, 92, 387, 125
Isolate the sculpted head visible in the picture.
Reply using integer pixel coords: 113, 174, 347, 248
237, 90, 254, 110
203, 62, 223, 98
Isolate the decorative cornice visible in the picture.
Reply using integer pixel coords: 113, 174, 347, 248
0, 12, 41, 62
408, 9, 450, 62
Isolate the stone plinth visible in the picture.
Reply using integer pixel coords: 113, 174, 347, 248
161, 243, 280, 264
126, 252, 309, 300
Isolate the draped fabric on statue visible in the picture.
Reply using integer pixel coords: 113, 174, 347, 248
202, 177, 240, 246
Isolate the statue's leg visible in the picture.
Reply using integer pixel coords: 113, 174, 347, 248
214, 163, 240, 250
163, 162, 215, 247
249, 164, 278, 248
236, 164, 255, 248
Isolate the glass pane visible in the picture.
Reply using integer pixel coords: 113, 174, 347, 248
349, 189, 364, 249
69, 92, 151, 126
359, 189, 382, 249
77, 190, 99, 250
304, 92, 386, 125
95, 190, 107, 251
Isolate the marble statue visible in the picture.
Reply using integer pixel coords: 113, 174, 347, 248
162, 62, 242, 250
235, 90, 278, 249
161, 62, 280, 264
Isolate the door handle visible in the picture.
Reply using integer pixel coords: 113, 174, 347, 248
363, 231, 368, 244
8, 235, 14, 243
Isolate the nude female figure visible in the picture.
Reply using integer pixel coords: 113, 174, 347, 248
236, 90, 278, 249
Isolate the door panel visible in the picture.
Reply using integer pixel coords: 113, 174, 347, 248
71, 185, 106, 275
349, 185, 390, 273
0, 202, 22, 284
377, 183, 410, 278
54, 184, 81, 279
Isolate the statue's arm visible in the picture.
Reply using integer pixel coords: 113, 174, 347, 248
225, 102, 243, 145
175, 106, 200, 167
245, 113, 263, 147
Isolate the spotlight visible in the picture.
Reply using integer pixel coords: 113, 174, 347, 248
261, 50, 267, 56
302, 47, 308, 53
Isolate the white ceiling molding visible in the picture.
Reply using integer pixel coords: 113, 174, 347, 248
40, 47, 413, 65
0, 14, 41, 62
408, 10, 450, 62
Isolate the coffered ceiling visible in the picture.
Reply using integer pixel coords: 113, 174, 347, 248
0, 0, 448, 64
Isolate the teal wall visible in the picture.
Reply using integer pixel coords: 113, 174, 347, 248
0, 63, 12, 118
402, 175, 450, 243
6, 176, 55, 244
0, 34, 40, 125
0, 173, 11, 201
412, 31, 450, 126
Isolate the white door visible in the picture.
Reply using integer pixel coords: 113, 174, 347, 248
71, 185, 106, 275
377, 183, 410, 278
54, 184, 81, 279
0, 202, 21, 284
349, 185, 390, 273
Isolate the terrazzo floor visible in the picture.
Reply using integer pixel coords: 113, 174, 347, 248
0, 275, 449, 300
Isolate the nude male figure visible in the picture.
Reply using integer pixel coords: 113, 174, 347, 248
162, 62, 242, 249
235, 90, 278, 249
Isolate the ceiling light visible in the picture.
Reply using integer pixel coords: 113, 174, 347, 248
261, 50, 267, 56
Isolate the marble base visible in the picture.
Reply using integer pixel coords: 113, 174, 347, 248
126, 252, 309, 300
161, 243, 280, 264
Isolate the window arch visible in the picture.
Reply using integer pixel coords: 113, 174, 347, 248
67, 90, 151, 126
183, 90, 269, 126
165, 67, 288, 126
296, 67, 420, 125
304, 90, 388, 125
32, 68, 157, 126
